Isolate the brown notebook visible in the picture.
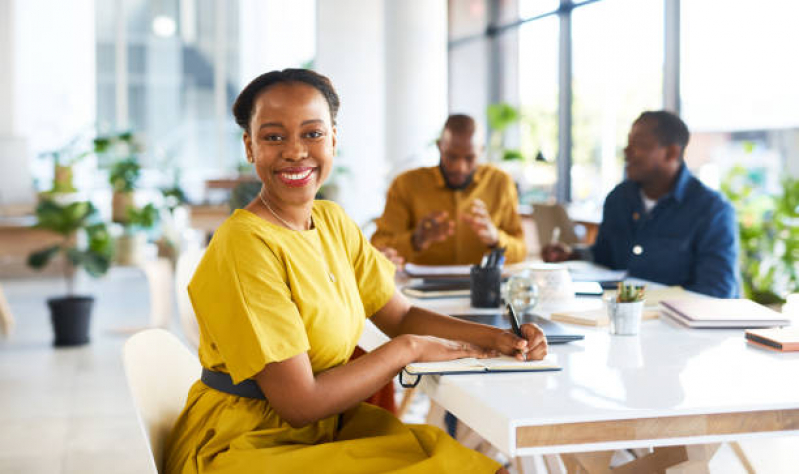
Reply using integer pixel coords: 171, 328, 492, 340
745, 327, 799, 352
661, 298, 789, 328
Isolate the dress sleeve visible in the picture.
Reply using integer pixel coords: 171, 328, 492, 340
189, 223, 310, 384
339, 208, 397, 317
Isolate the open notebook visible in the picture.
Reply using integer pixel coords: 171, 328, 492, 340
400, 355, 561, 387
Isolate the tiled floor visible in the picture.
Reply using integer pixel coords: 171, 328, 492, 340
2, 269, 799, 473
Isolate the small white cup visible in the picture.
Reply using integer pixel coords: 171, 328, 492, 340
527, 263, 574, 303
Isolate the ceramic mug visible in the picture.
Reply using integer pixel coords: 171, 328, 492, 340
526, 263, 575, 303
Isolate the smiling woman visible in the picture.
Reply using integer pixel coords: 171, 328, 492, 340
162, 69, 545, 473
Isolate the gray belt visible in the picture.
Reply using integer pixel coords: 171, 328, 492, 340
201, 368, 266, 400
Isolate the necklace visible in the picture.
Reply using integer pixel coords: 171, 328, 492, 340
259, 190, 337, 283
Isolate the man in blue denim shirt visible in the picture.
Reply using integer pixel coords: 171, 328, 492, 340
544, 111, 739, 298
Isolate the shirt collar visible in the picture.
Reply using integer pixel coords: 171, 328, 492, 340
433, 164, 485, 189
669, 163, 691, 203
631, 163, 691, 205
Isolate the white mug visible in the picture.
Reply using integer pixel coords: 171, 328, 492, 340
526, 263, 574, 303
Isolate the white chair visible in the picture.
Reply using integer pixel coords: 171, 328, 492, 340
0, 283, 14, 336
122, 328, 201, 473
175, 246, 205, 350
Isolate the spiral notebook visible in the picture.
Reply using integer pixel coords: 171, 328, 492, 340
400, 355, 561, 387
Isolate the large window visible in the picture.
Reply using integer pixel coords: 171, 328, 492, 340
95, 0, 316, 200
571, 0, 663, 205
681, 0, 799, 192
518, 16, 559, 203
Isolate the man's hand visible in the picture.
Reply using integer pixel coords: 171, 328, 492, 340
376, 246, 405, 270
412, 211, 455, 251
541, 242, 575, 262
461, 199, 499, 247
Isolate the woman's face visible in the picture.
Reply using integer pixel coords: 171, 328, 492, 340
244, 82, 336, 207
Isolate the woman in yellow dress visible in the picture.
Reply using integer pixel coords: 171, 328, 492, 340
164, 69, 548, 474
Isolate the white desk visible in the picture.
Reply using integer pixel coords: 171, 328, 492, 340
359, 295, 799, 461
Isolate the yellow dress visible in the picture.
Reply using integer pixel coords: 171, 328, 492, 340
164, 201, 501, 474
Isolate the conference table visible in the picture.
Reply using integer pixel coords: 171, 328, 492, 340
358, 281, 799, 472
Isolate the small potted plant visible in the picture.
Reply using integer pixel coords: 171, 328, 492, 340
608, 283, 646, 336
38, 134, 93, 197
116, 203, 159, 266
27, 200, 114, 346
109, 157, 141, 224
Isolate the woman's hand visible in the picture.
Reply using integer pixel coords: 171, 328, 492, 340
492, 323, 548, 361
405, 334, 496, 363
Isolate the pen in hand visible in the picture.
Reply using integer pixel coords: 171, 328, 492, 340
506, 303, 528, 359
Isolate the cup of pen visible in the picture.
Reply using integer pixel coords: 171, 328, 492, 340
470, 265, 502, 308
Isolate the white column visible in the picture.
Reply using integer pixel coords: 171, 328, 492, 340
384, 0, 448, 174
0, 0, 32, 209
663, 0, 680, 114
0, 0, 96, 208
315, 0, 386, 225
115, 0, 128, 129
239, 0, 316, 83
214, 0, 227, 170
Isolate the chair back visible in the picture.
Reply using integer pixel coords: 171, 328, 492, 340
175, 246, 205, 349
122, 329, 200, 473
0, 283, 14, 336
531, 203, 581, 246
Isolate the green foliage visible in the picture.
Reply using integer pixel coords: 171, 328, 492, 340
27, 199, 114, 294
126, 204, 159, 231
487, 103, 525, 162
487, 103, 520, 132
616, 283, 645, 303
31, 200, 95, 236
502, 149, 524, 161
109, 158, 141, 192
722, 166, 799, 304
161, 185, 188, 211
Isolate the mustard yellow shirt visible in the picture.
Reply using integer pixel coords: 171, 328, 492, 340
165, 201, 500, 473
371, 164, 526, 265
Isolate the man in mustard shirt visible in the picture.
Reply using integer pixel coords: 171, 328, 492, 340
371, 114, 526, 265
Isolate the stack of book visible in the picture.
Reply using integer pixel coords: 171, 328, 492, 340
660, 298, 789, 328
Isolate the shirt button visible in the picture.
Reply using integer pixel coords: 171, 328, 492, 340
633, 245, 643, 255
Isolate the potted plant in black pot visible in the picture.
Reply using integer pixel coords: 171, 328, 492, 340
26, 199, 114, 346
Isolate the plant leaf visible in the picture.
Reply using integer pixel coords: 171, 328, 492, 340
27, 245, 61, 269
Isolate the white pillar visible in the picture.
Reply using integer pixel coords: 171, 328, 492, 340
239, 0, 316, 83
0, 0, 96, 208
315, 0, 387, 225
384, 0, 448, 174
0, 0, 32, 208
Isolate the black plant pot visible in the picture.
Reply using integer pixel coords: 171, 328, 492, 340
47, 296, 94, 347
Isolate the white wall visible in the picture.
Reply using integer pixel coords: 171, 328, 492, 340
239, 0, 316, 84
316, 0, 449, 226
316, 0, 387, 226
15, 0, 96, 152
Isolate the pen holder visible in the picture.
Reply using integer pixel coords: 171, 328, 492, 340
470, 265, 502, 308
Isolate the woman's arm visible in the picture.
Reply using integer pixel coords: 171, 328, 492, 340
372, 290, 548, 361
253, 330, 490, 428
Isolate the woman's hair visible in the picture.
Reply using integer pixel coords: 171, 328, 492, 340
232, 68, 340, 132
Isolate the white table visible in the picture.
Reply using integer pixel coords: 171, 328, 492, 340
359, 294, 799, 470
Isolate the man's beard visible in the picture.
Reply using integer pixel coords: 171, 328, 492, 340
439, 162, 475, 190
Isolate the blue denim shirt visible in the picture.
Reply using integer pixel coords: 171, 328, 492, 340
591, 165, 740, 298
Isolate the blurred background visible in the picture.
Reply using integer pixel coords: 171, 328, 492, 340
1, 0, 798, 298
